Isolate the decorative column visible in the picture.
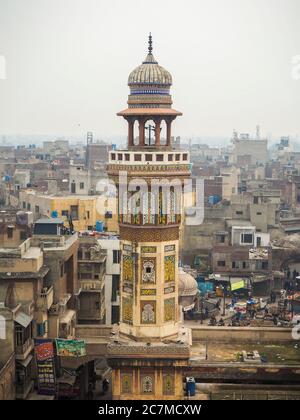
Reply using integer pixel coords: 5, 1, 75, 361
128, 118, 134, 147
139, 118, 145, 146
166, 119, 172, 147
154, 118, 161, 147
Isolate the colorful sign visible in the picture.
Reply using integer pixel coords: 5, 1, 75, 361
231, 279, 246, 291
34, 339, 56, 395
55, 339, 86, 357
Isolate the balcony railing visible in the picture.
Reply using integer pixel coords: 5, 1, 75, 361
15, 338, 34, 358
36, 286, 54, 311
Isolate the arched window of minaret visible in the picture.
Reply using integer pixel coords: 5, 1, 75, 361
160, 119, 167, 146
133, 120, 139, 146
144, 120, 156, 146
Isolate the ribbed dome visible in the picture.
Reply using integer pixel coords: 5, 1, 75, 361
178, 267, 198, 297
128, 52, 172, 86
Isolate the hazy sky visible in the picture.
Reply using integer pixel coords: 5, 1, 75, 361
0, 0, 299, 140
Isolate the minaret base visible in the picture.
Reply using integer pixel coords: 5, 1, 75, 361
107, 332, 190, 400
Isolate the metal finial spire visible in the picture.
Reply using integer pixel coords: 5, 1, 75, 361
148, 32, 153, 54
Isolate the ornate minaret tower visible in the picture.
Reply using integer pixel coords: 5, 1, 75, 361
107, 35, 191, 400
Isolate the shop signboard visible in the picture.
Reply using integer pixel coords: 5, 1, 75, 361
55, 339, 86, 357
34, 339, 57, 395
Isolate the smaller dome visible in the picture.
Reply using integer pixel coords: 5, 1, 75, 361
128, 54, 172, 86
128, 34, 172, 86
178, 267, 198, 297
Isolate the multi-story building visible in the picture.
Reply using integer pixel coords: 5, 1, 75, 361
230, 132, 268, 165
77, 236, 106, 324
18, 189, 118, 233
86, 137, 110, 170
31, 218, 79, 340
212, 221, 272, 295
0, 237, 49, 399
97, 235, 120, 325
0, 209, 33, 247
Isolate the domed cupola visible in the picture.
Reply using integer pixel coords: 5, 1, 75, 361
127, 33, 173, 109
117, 34, 183, 150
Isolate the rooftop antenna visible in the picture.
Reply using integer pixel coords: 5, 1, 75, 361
256, 125, 260, 140
87, 131, 93, 145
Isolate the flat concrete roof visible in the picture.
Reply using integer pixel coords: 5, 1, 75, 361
35, 218, 64, 224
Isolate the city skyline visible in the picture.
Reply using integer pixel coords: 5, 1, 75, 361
0, 0, 299, 139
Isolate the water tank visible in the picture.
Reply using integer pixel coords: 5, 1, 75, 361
51, 210, 58, 218
95, 221, 104, 232
208, 195, 221, 205
16, 211, 33, 226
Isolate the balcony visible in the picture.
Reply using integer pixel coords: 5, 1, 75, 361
49, 293, 71, 316
59, 309, 76, 339
15, 338, 34, 361
36, 286, 54, 311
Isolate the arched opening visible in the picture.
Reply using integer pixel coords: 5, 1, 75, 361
133, 120, 139, 146
144, 120, 156, 146
160, 120, 167, 146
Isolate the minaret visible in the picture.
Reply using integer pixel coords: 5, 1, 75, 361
107, 35, 191, 400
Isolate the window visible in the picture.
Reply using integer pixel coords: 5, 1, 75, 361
27, 203, 31, 211
70, 205, 79, 220
217, 260, 226, 267
111, 153, 116, 160
62, 210, 69, 217
112, 274, 120, 302
168, 154, 173, 162
113, 250, 120, 264
236, 211, 243, 215
183, 154, 188, 161
86, 211, 90, 219
175, 154, 180, 161
256, 212, 262, 215
35, 205, 40, 213
22, 201, 26, 209
241, 233, 253, 244
262, 261, 268, 270
145, 154, 153, 162
71, 182, 76, 194
242, 262, 247, 269
80, 182, 84, 189
253, 196, 259, 204
125, 154, 130, 161
95, 301, 100, 309
20, 230, 27, 241
232, 261, 236, 269
134, 154, 142, 161
7, 227, 13, 239
118, 154, 123, 161
156, 154, 163, 162
105, 211, 112, 219
218, 235, 225, 243
256, 237, 261, 247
